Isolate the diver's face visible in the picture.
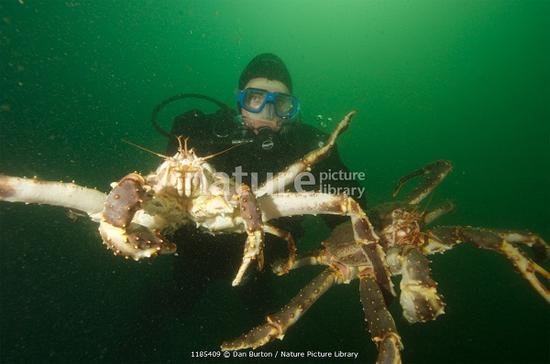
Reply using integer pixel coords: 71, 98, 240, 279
241, 78, 290, 134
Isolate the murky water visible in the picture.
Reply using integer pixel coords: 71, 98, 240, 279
1, 1, 548, 363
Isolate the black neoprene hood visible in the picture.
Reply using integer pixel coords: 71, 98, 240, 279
238, 53, 293, 92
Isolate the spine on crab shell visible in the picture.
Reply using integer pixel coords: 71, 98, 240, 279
0, 175, 106, 217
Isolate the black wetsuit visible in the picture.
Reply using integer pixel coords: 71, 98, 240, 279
152, 107, 364, 316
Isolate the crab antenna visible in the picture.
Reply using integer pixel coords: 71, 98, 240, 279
202, 142, 249, 161
122, 139, 169, 159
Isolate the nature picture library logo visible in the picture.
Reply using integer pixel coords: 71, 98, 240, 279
215, 166, 367, 199
318, 169, 366, 199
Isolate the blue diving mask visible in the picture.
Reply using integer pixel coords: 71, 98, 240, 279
237, 88, 300, 120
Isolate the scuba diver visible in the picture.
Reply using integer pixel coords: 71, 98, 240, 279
143, 53, 364, 331
156, 53, 357, 183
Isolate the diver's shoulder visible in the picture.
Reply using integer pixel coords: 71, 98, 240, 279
287, 122, 330, 147
290, 122, 329, 138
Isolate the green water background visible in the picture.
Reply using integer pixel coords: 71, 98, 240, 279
1, 1, 548, 363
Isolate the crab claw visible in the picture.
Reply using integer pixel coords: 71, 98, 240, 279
232, 230, 264, 286
99, 173, 176, 260
232, 184, 265, 286
399, 248, 445, 323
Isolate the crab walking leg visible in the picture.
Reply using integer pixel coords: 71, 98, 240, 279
359, 273, 403, 364
259, 191, 395, 297
99, 173, 176, 260
222, 268, 336, 351
255, 111, 356, 197
263, 224, 297, 275
398, 248, 446, 323
271, 248, 325, 276
499, 230, 550, 262
392, 160, 452, 205
423, 201, 454, 225
425, 226, 550, 303
232, 185, 265, 286
0, 175, 106, 218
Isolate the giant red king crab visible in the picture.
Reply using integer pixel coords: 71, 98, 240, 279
221, 160, 550, 363
0, 111, 391, 291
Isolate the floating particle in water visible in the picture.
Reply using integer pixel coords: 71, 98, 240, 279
315, 114, 327, 127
